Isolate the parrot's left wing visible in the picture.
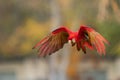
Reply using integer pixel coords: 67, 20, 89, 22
77, 25, 109, 55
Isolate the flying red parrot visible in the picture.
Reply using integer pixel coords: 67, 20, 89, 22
33, 25, 109, 57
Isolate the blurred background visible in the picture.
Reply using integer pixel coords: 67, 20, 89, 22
0, 0, 120, 80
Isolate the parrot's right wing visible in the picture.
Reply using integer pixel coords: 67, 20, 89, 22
32, 27, 70, 57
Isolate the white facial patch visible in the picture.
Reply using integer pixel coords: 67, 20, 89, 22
68, 38, 76, 44
68, 40, 71, 44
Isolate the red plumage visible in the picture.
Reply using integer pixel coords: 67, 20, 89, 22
33, 25, 109, 57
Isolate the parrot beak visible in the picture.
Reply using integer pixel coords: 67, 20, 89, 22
72, 38, 76, 43
69, 38, 76, 46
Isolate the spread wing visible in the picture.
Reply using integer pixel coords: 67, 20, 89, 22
77, 25, 109, 55
32, 27, 70, 57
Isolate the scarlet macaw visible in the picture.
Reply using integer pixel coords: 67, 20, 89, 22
33, 25, 109, 57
